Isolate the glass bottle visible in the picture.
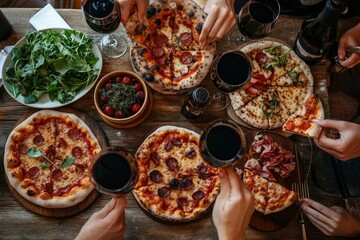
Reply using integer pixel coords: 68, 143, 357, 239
293, 0, 348, 64
181, 87, 210, 119
0, 10, 12, 41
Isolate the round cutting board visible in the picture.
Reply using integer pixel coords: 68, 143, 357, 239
4, 108, 108, 217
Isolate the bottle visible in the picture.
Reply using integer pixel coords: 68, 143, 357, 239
181, 87, 210, 119
293, 0, 348, 64
0, 10, 12, 41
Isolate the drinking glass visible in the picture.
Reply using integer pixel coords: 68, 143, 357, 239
82, 0, 127, 58
210, 50, 252, 110
200, 119, 246, 168
91, 146, 138, 195
228, 0, 280, 47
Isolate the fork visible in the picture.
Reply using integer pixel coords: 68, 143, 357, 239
292, 182, 309, 240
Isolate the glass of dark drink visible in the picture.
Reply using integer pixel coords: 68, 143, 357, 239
82, 0, 127, 58
91, 147, 138, 195
200, 119, 246, 168
228, 0, 280, 46
210, 50, 252, 110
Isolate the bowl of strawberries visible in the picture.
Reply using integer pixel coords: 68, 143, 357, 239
94, 70, 150, 127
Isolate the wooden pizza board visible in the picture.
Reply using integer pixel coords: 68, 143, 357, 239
235, 130, 303, 231
4, 107, 108, 217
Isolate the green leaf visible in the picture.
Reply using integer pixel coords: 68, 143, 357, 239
60, 156, 75, 168
39, 163, 49, 169
27, 147, 43, 158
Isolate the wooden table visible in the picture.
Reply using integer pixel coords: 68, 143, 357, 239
0, 8, 359, 240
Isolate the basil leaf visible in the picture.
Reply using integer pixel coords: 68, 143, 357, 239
39, 163, 49, 169
60, 156, 75, 168
27, 147, 43, 158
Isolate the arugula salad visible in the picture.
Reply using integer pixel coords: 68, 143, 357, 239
5, 29, 100, 104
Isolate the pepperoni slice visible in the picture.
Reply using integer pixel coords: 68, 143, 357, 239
154, 33, 168, 47
17, 143, 28, 154
166, 157, 178, 171
169, 179, 180, 190
33, 135, 44, 146
72, 146, 83, 158
180, 178, 194, 190
179, 32, 193, 46
158, 187, 170, 198
28, 166, 40, 179
76, 164, 86, 174
156, 54, 167, 66
177, 197, 188, 208
68, 128, 81, 140
179, 52, 193, 64
170, 138, 182, 146
57, 138, 67, 149
44, 182, 53, 194
192, 190, 205, 200
150, 170, 163, 183
165, 142, 173, 151
197, 164, 207, 174
185, 150, 196, 158
152, 47, 165, 58
52, 169, 63, 181
150, 152, 160, 166
199, 173, 210, 180
255, 51, 267, 65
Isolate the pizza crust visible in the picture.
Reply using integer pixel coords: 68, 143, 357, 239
4, 110, 101, 208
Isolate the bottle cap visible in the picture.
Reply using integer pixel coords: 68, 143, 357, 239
192, 87, 209, 104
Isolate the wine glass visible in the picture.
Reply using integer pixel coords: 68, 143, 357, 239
82, 0, 127, 58
91, 146, 138, 195
228, 0, 280, 47
209, 50, 252, 110
200, 119, 246, 168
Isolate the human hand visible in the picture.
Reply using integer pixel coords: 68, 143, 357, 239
199, 0, 236, 47
337, 23, 360, 69
75, 197, 127, 240
117, 0, 149, 25
313, 119, 360, 160
300, 198, 360, 237
212, 167, 254, 240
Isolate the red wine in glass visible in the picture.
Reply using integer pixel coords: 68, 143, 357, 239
91, 147, 138, 195
200, 120, 246, 168
238, 0, 279, 39
82, 0, 127, 58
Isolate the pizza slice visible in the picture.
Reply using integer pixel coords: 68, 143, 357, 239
270, 85, 312, 115
243, 169, 268, 213
263, 89, 291, 129
131, 42, 174, 94
171, 50, 213, 91
265, 181, 297, 215
282, 94, 324, 138
236, 93, 270, 129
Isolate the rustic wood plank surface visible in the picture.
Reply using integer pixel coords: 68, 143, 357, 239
0, 7, 359, 240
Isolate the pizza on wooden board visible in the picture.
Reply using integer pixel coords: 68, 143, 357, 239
132, 126, 220, 222
242, 134, 297, 214
229, 40, 317, 130
127, 0, 215, 94
4, 110, 101, 208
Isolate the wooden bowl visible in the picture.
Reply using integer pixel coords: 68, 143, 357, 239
94, 70, 149, 125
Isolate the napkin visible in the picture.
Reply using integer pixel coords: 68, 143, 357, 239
29, 4, 71, 30
0, 46, 13, 88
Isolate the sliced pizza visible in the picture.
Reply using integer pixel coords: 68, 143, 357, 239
243, 169, 268, 213
282, 94, 324, 138
265, 181, 297, 215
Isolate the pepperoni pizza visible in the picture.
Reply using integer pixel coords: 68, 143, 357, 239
132, 126, 220, 222
4, 110, 101, 208
127, 0, 215, 94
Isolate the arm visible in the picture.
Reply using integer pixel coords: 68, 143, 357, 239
117, 0, 149, 24
199, 0, 236, 47
75, 197, 127, 240
212, 167, 255, 240
300, 198, 360, 237
337, 22, 360, 69
313, 119, 360, 160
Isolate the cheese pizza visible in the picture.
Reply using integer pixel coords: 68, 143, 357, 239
4, 110, 101, 208
128, 0, 215, 94
132, 126, 220, 222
